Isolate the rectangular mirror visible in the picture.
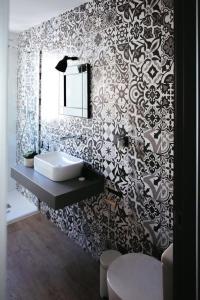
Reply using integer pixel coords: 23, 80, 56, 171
60, 63, 90, 118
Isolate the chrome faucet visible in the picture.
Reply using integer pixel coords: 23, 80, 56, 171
40, 138, 58, 152
60, 134, 83, 141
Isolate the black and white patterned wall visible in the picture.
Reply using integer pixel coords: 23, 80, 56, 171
17, 0, 174, 258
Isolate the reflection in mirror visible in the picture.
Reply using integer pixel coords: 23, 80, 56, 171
41, 51, 90, 120
41, 51, 60, 122
60, 64, 90, 118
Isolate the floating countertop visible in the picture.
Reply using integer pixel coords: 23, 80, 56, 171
11, 165, 104, 210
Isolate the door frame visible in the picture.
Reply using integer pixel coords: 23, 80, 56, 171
174, 0, 199, 299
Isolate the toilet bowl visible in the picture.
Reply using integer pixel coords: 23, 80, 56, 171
107, 253, 163, 300
107, 244, 173, 300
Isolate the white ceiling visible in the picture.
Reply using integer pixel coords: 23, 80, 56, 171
9, 0, 87, 32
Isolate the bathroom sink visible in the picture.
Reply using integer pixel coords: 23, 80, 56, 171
34, 151, 84, 181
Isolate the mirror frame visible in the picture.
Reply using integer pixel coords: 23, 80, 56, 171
61, 63, 91, 119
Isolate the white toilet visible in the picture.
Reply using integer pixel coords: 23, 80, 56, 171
107, 244, 173, 300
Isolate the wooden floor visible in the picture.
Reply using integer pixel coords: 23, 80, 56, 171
7, 213, 101, 300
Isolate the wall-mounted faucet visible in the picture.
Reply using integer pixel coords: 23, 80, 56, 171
40, 140, 49, 151
40, 139, 58, 152
60, 134, 83, 141
40, 134, 85, 153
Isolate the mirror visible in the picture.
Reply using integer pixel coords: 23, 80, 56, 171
41, 50, 90, 121
60, 63, 90, 118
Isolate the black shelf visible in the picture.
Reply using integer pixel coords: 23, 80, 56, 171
11, 165, 104, 210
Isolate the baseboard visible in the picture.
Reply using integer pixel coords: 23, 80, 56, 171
7, 210, 39, 225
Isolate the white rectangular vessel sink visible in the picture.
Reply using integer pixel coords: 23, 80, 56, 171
34, 151, 84, 181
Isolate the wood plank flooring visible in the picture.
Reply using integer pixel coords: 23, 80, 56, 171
7, 213, 101, 300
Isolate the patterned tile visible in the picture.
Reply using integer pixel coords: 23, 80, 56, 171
101, 102, 116, 122
101, 141, 117, 161
116, 0, 130, 25
17, 0, 174, 258
103, 160, 115, 180
116, 23, 130, 45
103, 26, 117, 47
103, 122, 115, 142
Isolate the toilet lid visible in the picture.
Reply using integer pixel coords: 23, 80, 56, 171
107, 253, 163, 300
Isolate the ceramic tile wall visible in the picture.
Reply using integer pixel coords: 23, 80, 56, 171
17, 0, 174, 258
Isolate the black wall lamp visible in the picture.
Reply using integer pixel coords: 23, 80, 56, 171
55, 56, 79, 72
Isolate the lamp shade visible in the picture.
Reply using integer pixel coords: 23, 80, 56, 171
55, 56, 68, 72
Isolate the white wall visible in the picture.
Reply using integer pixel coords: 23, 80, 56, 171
8, 32, 18, 191
0, 0, 8, 297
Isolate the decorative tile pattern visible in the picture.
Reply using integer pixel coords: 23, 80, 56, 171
17, 0, 174, 258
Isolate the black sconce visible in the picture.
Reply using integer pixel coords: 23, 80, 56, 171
55, 56, 79, 72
